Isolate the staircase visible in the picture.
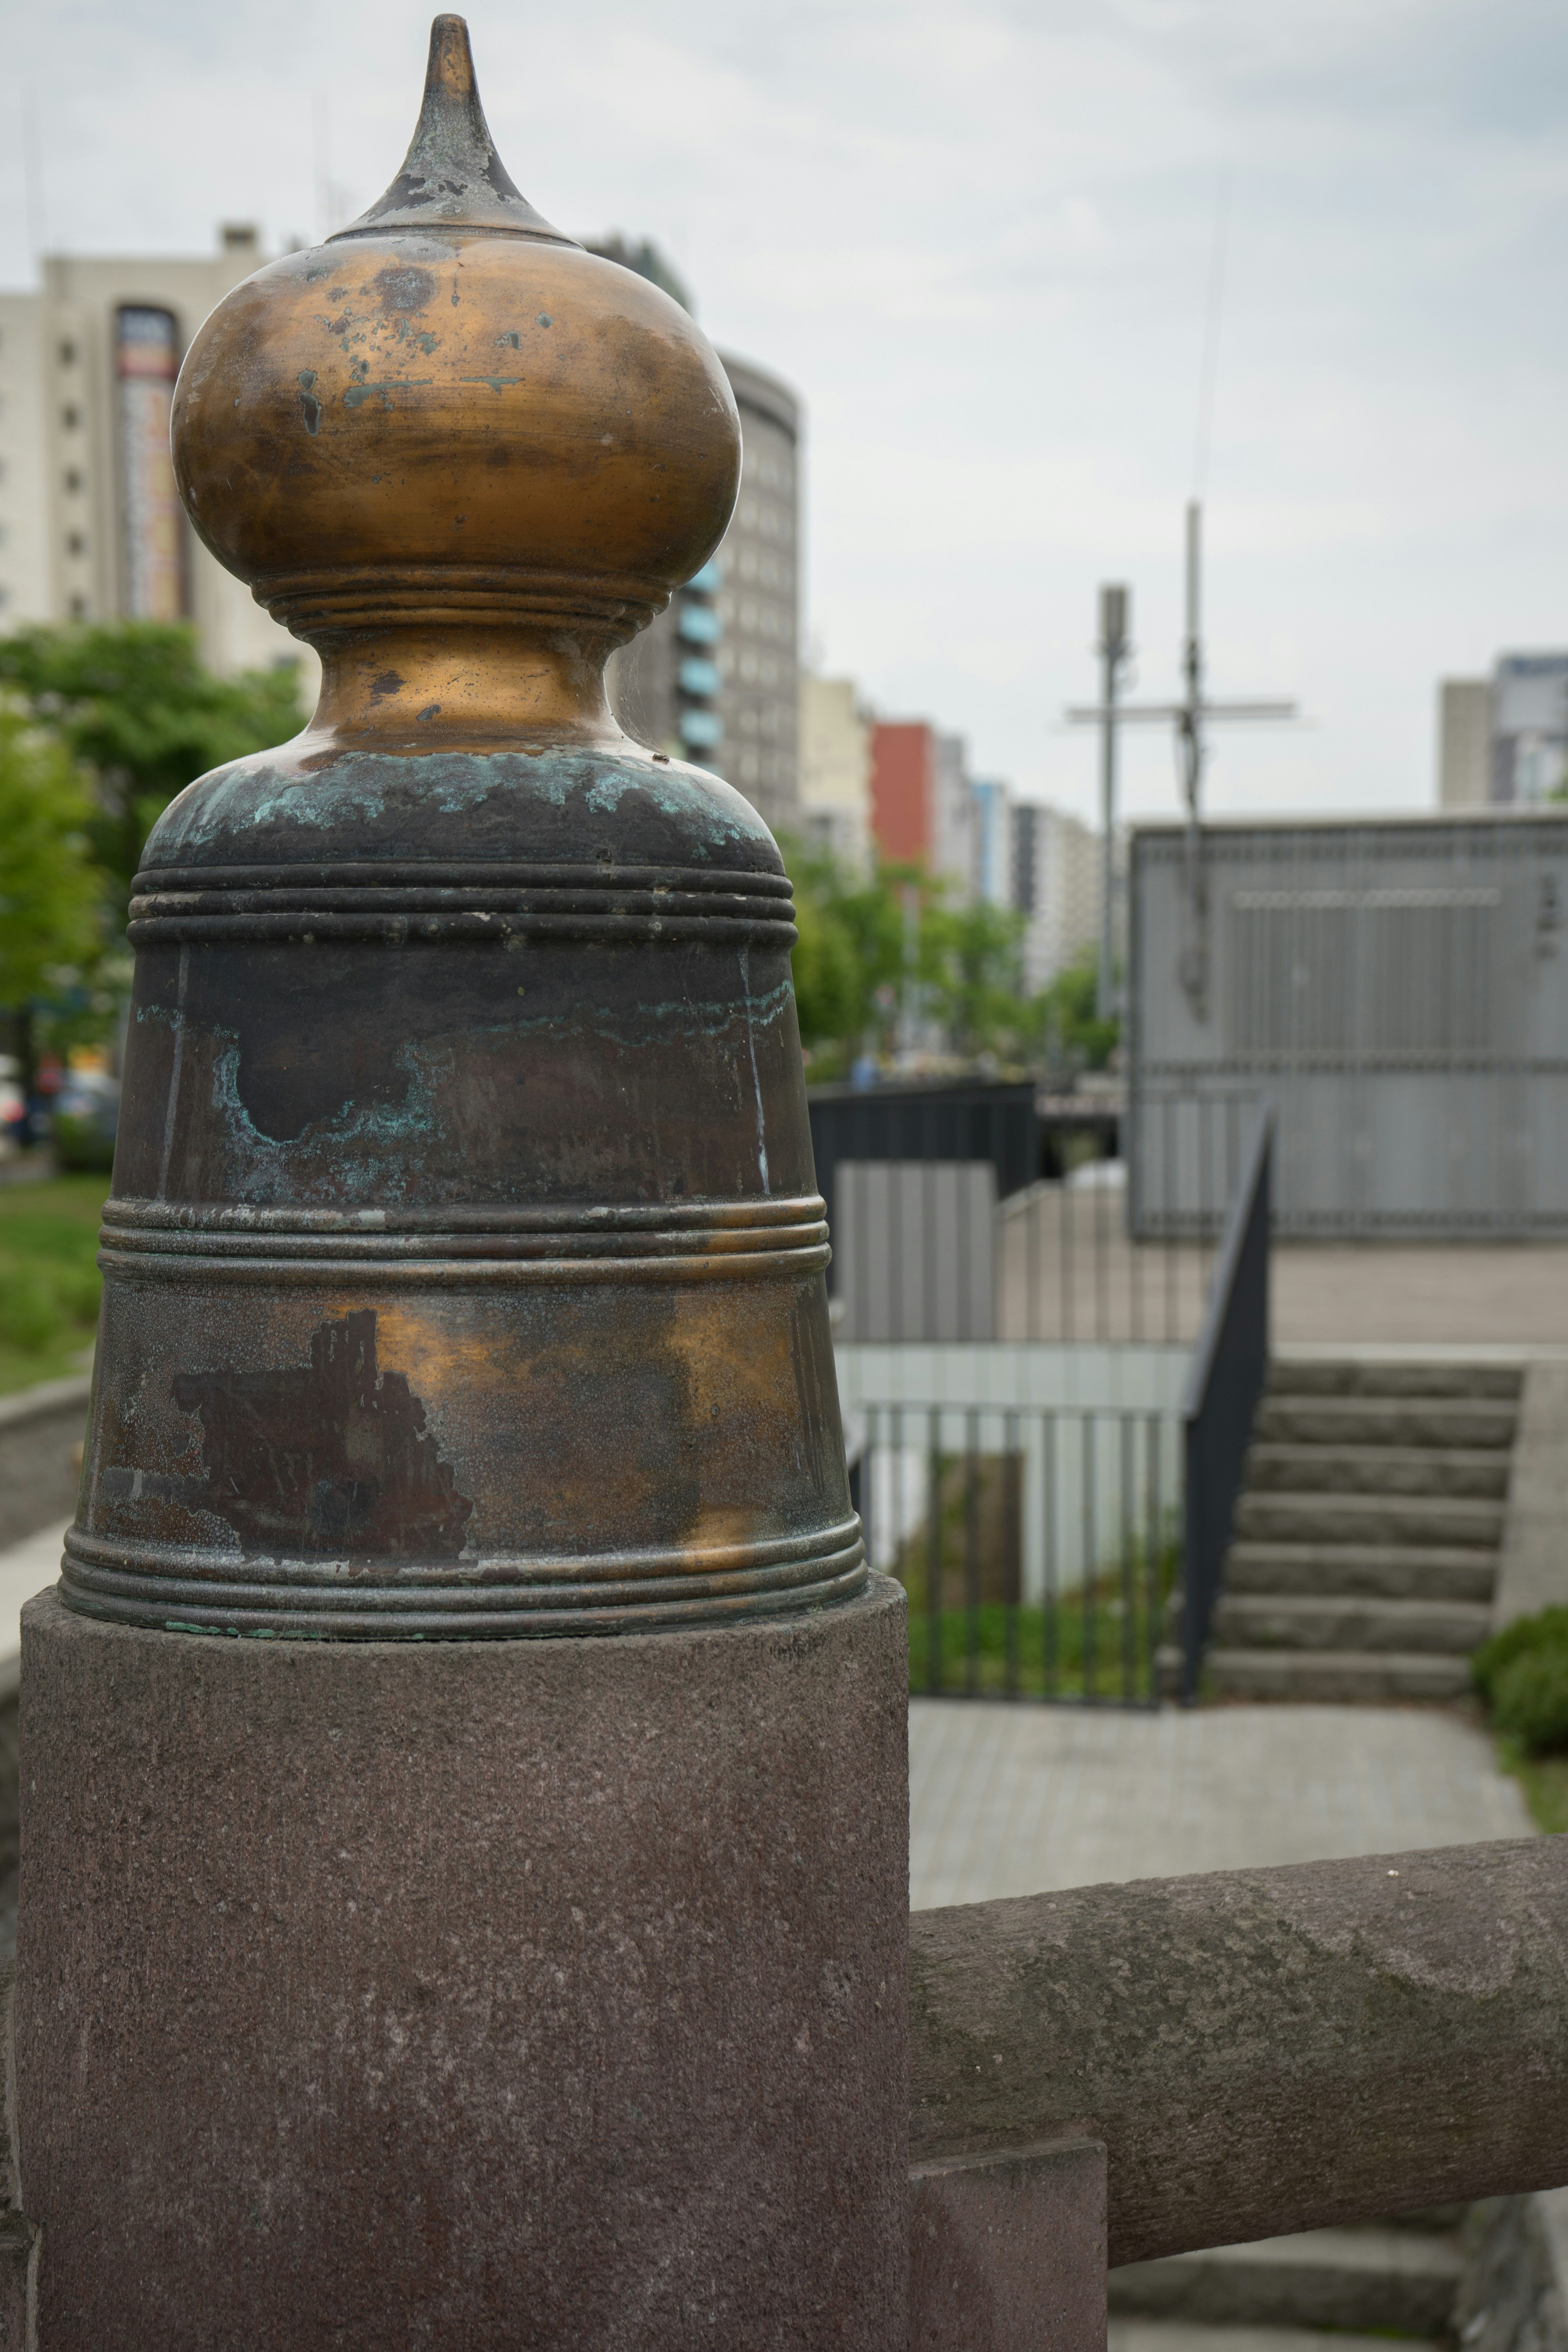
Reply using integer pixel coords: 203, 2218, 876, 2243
1110, 2209, 1466, 2352
1205, 1359, 1521, 1702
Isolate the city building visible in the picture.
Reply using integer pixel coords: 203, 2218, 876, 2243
869, 721, 974, 893
0, 230, 313, 688
798, 674, 872, 870
971, 778, 1011, 905
1010, 801, 1103, 992
1438, 655, 1568, 807
592, 241, 802, 836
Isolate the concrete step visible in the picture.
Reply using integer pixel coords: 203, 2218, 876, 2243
1245, 1443, 1510, 1500
1269, 1360, 1524, 1402
1253, 1394, 1518, 1450
1109, 2223, 1463, 2334
1205, 1647, 1474, 1700
1211, 1592, 1491, 1655
1224, 1541, 1497, 1604
1233, 1490, 1503, 1550
1111, 2326, 1443, 2352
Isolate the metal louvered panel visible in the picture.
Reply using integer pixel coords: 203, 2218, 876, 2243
1130, 817, 1568, 1237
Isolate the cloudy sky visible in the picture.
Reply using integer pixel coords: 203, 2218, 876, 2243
5, 0, 1567, 826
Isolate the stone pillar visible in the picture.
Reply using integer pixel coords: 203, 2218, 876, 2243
17, 1582, 908, 2348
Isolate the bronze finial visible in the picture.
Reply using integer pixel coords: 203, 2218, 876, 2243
64, 17, 862, 1638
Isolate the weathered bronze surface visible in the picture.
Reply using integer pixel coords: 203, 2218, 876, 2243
65, 15, 862, 1636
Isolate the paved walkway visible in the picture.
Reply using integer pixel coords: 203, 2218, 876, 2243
0, 1521, 66, 1666
998, 1183, 1568, 1347
909, 1697, 1532, 1909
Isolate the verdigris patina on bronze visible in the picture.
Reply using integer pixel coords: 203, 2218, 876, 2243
65, 13, 862, 1637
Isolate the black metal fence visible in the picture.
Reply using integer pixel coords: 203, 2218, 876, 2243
849, 1403, 1179, 1705
819, 1079, 1267, 1345
1179, 1102, 1274, 1702
808, 1079, 1038, 1247
839, 1094, 1276, 1706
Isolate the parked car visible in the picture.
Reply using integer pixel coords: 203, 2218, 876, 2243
50, 1071, 119, 1173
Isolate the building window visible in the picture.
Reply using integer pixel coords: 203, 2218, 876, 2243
59, 341, 78, 368
69, 594, 87, 618
62, 405, 80, 430
64, 469, 82, 494
67, 531, 87, 557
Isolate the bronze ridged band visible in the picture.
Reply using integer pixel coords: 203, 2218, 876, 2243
127, 911, 797, 948
98, 1196, 831, 1287
127, 862, 797, 949
131, 863, 795, 898
253, 564, 669, 642
59, 1523, 867, 1639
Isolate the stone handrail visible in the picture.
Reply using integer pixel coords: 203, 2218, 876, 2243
910, 1834, 1568, 2267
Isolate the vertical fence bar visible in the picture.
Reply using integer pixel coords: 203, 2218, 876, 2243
925, 1406, 942, 1695
1163, 1091, 1177, 1341
1182, 1105, 1274, 1703
1145, 1412, 1163, 1704
860, 1405, 876, 1577
1004, 1407, 1021, 1699
964, 1408, 980, 1697
1044, 1411, 1060, 1699
1082, 1414, 1098, 1704
1119, 1412, 1136, 1702
1062, 1150, 1075, 1343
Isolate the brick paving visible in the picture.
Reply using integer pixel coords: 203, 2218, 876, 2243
909, 1696, 1532, 1909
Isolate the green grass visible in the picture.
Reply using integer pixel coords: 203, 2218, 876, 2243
907, 1591, 1164, 1703
0, 1172, 105, 1395
1495, 1737, 1568, 1834
891, 1448, 1178, 1701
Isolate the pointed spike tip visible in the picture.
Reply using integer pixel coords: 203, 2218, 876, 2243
427, 15, 477, 102
331, 12, 572, 246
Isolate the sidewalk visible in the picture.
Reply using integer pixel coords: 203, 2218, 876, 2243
909, 1696, 1532, 1909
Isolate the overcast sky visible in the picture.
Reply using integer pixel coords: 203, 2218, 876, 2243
5, 0, 1567, 826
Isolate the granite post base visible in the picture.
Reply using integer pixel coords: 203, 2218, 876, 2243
15, 1580, 909, 2352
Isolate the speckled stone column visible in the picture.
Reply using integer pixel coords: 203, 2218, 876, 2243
15, 1581, 908, 2351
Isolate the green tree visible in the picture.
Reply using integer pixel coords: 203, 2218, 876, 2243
0, 622, 305, 923
926, 896, 1025, 1060
782, 838, 911, 1070
0, 703, 103, 1089
1027, 944, 1120, 1071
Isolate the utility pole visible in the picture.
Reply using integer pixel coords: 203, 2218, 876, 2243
1096, 584, 1129, 1024
1067, 502, 1297, 1020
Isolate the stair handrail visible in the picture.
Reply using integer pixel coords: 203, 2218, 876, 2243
1178, 1098, 1276, 1702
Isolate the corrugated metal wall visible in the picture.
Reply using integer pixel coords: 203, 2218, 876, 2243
1129, 813, 1568, 1238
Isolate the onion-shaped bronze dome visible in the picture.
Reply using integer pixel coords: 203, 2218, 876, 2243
65, 17, 862, 1638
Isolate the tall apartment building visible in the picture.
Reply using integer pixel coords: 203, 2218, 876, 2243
798, 674, 872, 871
0, 230, 313, 687
1439, 654, 1568, 807
971, 778, 1011, 905
1010, 801, 1104, 992
869, 721, 974, 893
591, 244, 802, 836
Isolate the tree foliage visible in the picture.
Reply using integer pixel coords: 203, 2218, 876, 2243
0, 622, 305, 920
785, 842, 1118, 1078
0, 704, 100, 1011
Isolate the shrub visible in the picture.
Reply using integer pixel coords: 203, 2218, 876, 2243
1474, 1608, 1568, 1756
